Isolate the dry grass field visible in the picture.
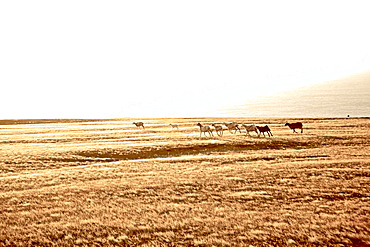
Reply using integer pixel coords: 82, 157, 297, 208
0, 117, 369, 246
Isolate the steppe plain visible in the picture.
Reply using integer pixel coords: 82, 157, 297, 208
0, 117, 369, 246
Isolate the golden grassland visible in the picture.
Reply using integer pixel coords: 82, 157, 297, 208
0, 117, 369, 246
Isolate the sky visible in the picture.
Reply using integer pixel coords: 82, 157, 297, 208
1, 1, 370, 119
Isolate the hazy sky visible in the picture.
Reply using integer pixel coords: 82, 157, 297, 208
1, 1, 370, 119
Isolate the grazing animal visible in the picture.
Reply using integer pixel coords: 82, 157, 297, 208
241, 124, 258, 136
212, 123, 224, 137
169, 123, 179, 130
285, 122, 303, 133
256, 125, 273, 137
133, 122, 145, 129
197, 123, 213, 137
223, 122, 241, 134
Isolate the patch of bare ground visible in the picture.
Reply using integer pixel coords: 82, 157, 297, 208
76, 138, 314, 161
0, 117, 369, 246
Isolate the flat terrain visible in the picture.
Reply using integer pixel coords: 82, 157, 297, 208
0, 117, 369, 246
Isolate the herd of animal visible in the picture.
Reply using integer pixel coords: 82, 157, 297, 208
133, 121, 304, 137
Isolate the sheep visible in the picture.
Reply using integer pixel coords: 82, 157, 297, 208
133, 122, 145, 129
212, 123, 224, 137
223, 122, 242, 134
196, 123, 213, 137
285, 122, 303, 133
169, 123, 179, 130
241, 124, 258, 136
